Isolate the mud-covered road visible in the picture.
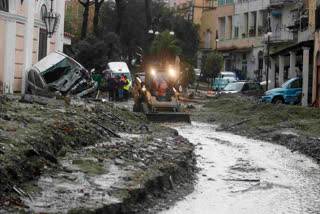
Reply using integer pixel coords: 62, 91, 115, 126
162, 122, 320, 214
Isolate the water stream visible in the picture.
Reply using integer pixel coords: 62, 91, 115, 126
161, 122, 320, 214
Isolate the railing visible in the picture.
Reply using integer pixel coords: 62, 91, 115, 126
270, 0, 297, 5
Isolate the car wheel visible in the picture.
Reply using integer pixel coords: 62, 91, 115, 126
273, 97, 284, 104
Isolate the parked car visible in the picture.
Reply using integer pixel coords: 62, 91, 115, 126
194, 68, 201, 80
218, 71, 237, 81
213, 78, 234, 90
222, 81, 264, 97
27, 51, 98, 97
260, 77, 304, 104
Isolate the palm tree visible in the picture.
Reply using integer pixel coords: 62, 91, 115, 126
149, 30, 182, 55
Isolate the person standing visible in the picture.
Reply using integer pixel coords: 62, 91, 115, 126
107, 75, 115, 101
118, 75, 124, 101
114, 75, 119, 101
123, 75, 130, 101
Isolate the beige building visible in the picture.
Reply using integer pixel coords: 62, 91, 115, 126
0, 0, 66, 94
311, 0, 320, 107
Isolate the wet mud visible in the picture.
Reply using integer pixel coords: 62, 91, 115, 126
191, 93, 320, 163
0, 95, 196, 213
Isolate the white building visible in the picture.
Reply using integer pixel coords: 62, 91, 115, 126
0, 0, 66, 93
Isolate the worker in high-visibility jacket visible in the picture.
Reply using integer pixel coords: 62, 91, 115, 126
154, 79, 168, 96
123, 75, 130, 101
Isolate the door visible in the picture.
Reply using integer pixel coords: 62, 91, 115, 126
287, 79, 302, 103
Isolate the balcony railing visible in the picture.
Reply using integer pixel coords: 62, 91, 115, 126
270, 0, 297, 5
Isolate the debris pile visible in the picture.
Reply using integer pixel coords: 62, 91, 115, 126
0, 95, 196, 213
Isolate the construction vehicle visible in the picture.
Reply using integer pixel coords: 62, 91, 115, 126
133, 50, 190, 123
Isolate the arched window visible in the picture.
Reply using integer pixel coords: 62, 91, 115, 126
206, 30, 211, 49
40, 4, 48, 21
0, 0, 9, 12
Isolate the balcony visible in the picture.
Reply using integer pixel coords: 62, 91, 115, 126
270, 0, 297, 6
261, 31, 294, 44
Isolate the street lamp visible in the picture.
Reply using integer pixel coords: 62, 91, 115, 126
43, 0, 60, 38
148, 16, 175, 36
265, 31, 272, 91
215, 30, 219, 51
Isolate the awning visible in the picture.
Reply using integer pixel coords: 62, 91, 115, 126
217, 46, 237, 52
229, 48, 252, 53
272, 12, 282, 16
270, 40, 314, 57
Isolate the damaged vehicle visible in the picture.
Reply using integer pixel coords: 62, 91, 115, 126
26, 51, 98, 98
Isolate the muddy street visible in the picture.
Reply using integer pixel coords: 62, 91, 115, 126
162, 122, 320, 214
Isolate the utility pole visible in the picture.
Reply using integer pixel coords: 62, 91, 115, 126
266, 7, 272, 91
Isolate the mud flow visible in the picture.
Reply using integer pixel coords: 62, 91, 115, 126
162, 122, 320, 214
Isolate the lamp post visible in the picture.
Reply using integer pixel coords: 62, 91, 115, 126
148, 16, 175, 36
215, 30, 219, 51
265, 7, 272, 91
43, 0, 59, 38
265, 31, 272, 91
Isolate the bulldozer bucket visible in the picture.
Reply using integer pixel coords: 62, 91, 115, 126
146, 112, 191, 123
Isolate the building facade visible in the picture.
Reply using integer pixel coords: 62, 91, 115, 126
0, 0, 65, 94
267, 0, 313, 106
65, 1, 94, 36
312, 0, 320, 107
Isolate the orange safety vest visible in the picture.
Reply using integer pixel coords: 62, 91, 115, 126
155, 80, 168, 96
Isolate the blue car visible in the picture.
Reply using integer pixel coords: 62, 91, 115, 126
260, 77, 302, 104
213, 78, 234, 90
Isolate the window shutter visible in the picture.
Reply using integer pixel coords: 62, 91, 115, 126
38, 29, 48, 61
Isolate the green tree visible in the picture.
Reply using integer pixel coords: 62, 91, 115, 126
204, 52, 224, 89
149, 30, 182, 55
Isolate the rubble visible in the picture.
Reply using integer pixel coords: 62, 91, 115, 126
0, 94, 196, 213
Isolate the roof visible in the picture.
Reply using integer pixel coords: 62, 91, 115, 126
64, 32, 75, 38
270, 40, 314, 57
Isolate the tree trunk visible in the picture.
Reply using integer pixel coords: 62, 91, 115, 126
93, 0, 104, 38
115, 0, 125, 35
145, 0, 152, 28
79, 0, 93, 40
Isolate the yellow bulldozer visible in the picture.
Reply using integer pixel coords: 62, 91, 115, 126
132, 50, 190, 123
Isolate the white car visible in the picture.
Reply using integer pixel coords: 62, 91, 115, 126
218, 71, 237, 81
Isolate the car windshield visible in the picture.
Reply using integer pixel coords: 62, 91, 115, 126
223, 74, 236, 77
214, 79, 230, 85
41, 57, 82, 84
223, 82, 244, 91
280, 78, 295, 88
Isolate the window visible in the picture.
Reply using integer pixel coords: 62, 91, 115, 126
38, 29, 48, 61
78, 6, 84, 18
218, 0, 225, 6
205, 30, 211, 49
234, 26, 239, 38
290, 79, 302, 89
248, 83, 257, 90
40, 5, 48, 21
0, 0, 9, 12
